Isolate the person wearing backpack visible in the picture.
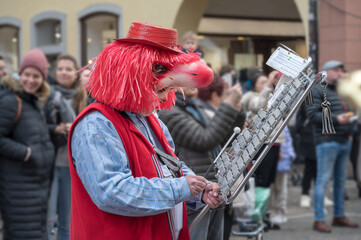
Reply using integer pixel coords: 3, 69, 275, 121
0, 49, 54, 239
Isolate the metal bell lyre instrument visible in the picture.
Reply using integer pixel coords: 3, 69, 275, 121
190, 45, 327, 230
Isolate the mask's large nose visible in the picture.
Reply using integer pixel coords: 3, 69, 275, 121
159, 61, 214, 89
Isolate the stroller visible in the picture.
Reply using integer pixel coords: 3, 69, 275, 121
231, 177, 268, 240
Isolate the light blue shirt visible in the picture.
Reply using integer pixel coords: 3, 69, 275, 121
71, 111, 203, 217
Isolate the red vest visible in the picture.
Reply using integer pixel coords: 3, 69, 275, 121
67, 103, 191, 240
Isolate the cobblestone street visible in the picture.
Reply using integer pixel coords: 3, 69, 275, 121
230, 165, 361, 240
2, 166, 360, 240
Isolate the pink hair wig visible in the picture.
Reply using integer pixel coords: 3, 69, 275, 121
86, 41, 200, 113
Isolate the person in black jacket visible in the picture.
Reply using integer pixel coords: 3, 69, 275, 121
296, 103, 317, 207
197, 77, 246, 240
307, 60, 359, 233
0, 49, 54, 239
0, 58, 4, 232
159, 83, 243, 240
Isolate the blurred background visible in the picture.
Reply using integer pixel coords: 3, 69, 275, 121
1, 1, 361, 240
1, 0, 360, 76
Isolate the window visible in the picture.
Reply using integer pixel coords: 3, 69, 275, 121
78, 4, 122, 66
0, 17, 21, 74
198, 35, 305, 75
31, 11, 66, 67
35, 19, 62, 46
81, 14, 117, 65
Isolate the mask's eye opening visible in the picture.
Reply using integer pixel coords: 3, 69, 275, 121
152, 64, 168, 75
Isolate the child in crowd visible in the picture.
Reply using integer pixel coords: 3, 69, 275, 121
181, 31, 203, 57
269, 126, 296, 224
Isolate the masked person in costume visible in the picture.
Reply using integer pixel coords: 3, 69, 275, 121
68, 22, 222, 240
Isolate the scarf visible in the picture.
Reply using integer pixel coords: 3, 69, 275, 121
49, 84, 77, 124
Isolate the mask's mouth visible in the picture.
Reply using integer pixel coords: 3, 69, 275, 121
155, 85, 175, 103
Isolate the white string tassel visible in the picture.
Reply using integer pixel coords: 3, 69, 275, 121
321, 100, 336, 134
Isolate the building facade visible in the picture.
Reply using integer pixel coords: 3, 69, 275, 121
318, 0, 361, 71
0, 0, 308, 76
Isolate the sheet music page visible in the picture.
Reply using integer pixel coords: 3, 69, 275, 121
266, 47, 309, 78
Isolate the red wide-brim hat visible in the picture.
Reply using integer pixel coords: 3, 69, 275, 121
115, 21, 184, 53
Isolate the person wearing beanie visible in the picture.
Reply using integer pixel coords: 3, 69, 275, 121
19, 48, 48, 79
0, 49, 55, 239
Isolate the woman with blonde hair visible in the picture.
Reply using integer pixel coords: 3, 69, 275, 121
0, 49, 55, 239
45, 53, 87, 240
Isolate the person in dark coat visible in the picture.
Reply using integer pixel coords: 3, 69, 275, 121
158, 84, 243, 240
196, 76, 246, 240
0, 48, 55, 240
296, 103, 317, 208
307, 60, 358, 232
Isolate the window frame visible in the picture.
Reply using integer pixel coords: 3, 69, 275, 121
30, 11, 66, 55
78, 4, 122, 66
0, 17, 22, 70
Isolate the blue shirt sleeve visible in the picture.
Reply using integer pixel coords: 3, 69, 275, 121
71, 111, 192, 216
153, 114, 205, 209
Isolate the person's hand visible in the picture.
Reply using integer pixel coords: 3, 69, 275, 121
54, 123, 67, 135
202, 183, 223, 209
267, 70, 279, 90
223, 84, 243, 111
185, 175, 207, 197
337, 113, 351, 125
243, 119, 249, 129
65, 123, 72, 132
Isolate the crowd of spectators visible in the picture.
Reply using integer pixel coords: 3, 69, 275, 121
0, 29, 360, 240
